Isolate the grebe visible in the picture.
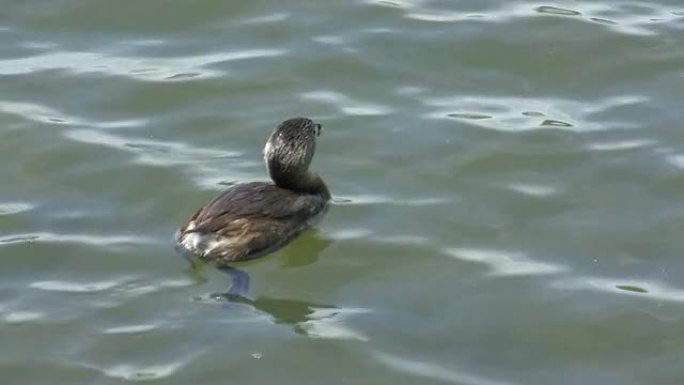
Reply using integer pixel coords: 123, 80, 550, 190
175, 117, 330, 265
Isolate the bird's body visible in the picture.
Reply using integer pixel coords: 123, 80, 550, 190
175, 118, 329, 265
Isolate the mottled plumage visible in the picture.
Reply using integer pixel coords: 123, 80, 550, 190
175, 117, 329, 265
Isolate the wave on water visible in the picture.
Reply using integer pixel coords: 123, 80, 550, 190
422, 94, 646, 132
375, 352, 513, 385
301, 90, 394, 116
446, 247, 566, 276
0, 49, 286, 81
0, 232, 156, 247
370, 1, 684, 36
553, 276, 684, 303
0, 100, 145, 128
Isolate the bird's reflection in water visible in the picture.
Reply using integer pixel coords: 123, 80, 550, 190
185, 230, 345, 336
278, 230, 331, 268
214, 282, 341, 336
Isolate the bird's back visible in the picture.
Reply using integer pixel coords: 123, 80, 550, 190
176, 182, 328, 263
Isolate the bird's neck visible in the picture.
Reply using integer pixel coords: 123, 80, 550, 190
268, 164, 330, 200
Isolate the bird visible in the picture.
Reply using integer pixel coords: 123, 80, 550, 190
175, 117, 330, 265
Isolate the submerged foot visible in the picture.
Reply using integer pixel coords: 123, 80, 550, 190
211, 266, 251, 303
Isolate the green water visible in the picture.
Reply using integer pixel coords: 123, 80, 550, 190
2, 1, 684, 384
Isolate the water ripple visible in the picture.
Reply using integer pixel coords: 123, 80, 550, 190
64, 128, 253, 189
3, 310, 44, 323
374, 234, 429, 246
0, 100, 145, 128
30, 280, 120, 293
0, 49, 286, 81
0, 232, 155, 247
375, 352, 513, 385
335, 194, 451, 206
99, 356, 198, 382
423, 94, 645, 132
241, 12, 290, 24
30, 277, 193, 298
301, 91, 393, 116
363, 0, 425, 9
119, 279, 192, 297
664, 153, 684, 170
553, 276, 684, 302
64, 129, 238, 166
102, 324, 158, 334
327, 228, 374, 241
446, 248, 566, 276
397, 1, 683, 35
0, 202, 34, 215
299, 307, 371, 341
587, 139, 656, 151
504, 183, 558, 197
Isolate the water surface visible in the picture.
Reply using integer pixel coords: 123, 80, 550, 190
2, 1, 684, 384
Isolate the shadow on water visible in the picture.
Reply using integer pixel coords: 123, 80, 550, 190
180, 230, 339, 336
